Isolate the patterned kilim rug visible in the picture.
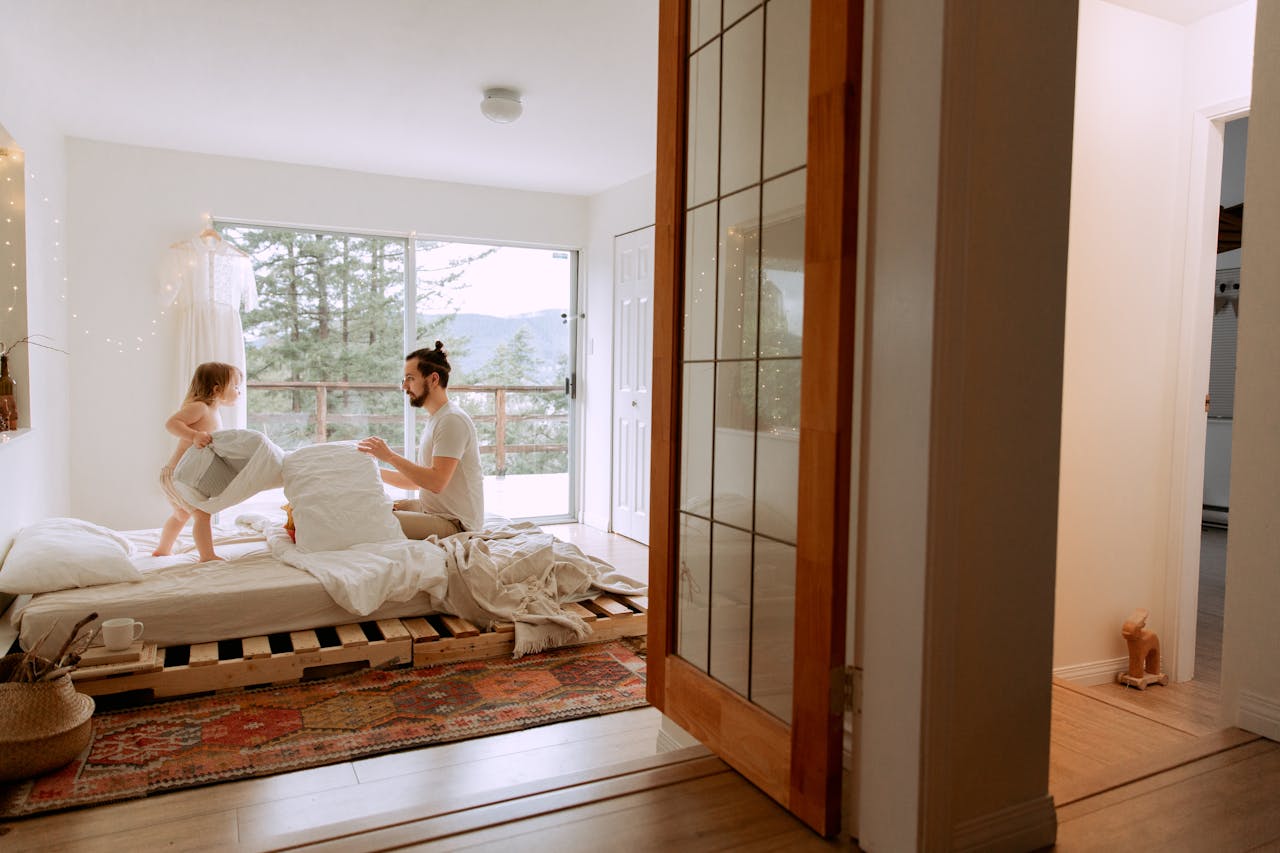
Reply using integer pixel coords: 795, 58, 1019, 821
0, 639, 646, 818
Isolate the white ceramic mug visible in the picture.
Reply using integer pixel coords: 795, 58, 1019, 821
101, 617, 144, 651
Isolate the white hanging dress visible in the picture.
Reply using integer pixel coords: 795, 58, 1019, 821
164, 235, 257, 428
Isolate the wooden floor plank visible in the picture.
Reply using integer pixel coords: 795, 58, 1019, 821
0, 762, 359, 851
1057, 742, 1280, 852
235, 713, 670, 844
387, 770, 845, 853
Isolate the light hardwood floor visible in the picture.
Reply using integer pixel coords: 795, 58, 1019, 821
4, 525, 1277, 851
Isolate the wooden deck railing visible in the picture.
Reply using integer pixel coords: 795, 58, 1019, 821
246, 381, 568, 474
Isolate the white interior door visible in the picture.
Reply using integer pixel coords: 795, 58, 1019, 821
612, 226, 654, 543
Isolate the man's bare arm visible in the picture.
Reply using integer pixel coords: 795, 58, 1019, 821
358, 437, 459, 493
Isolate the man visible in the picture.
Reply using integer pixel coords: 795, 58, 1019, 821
357, 341, 484, 537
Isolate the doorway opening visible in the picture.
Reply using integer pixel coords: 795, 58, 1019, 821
1197, 115, 1247, 688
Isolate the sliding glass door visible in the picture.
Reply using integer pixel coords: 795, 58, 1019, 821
218, 223, 577, 523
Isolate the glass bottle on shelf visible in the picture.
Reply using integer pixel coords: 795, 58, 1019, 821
0, 353, 17, 431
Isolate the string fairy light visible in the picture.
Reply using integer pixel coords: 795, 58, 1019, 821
0, 142, 192, 363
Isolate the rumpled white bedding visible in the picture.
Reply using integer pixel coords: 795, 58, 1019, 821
244, 516, 648, 657
238, 516, 449, 616
435, 521, 648, 657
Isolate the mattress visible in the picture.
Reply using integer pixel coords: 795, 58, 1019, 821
10, 524, 443, 653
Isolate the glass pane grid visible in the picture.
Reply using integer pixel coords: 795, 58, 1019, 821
678, 0, 806, 714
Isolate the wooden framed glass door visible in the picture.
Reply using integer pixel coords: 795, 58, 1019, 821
648, 0, 862, 836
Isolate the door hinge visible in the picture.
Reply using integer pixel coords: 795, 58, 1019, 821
844, 666, 862, 716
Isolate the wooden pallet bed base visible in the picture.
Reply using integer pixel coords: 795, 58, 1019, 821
70, 593, 648, 700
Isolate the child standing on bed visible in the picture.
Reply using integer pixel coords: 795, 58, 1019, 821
153, 361, 243, 562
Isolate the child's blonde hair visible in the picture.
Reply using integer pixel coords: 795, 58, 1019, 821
184, 362, 242, 405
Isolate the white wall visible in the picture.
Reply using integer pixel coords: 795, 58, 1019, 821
583, 173, 655, 530
64, 139, 588, 529
1054, 0, 1255, 677
0, 66, 73, 548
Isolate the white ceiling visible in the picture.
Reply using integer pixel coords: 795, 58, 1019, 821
1103, 0, 1250, 26
0, 0, 659, 196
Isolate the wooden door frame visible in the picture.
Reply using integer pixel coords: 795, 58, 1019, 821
648, 0, 863, 836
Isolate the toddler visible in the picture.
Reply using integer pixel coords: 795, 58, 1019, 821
154, 361, 242, 561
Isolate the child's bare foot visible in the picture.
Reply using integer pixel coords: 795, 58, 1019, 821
197, 554, 227, 564
152, 548, 171, 557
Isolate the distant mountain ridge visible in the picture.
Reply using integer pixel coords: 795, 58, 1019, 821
427, 308, 570, 383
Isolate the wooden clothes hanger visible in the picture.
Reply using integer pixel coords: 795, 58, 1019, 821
170, 224, 249, 257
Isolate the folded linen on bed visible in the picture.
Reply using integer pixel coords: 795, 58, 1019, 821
436, 521, 649, 658
239, 516, 447, 616
171, 429, 285, 514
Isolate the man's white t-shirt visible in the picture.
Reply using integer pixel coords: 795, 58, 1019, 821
416, 400, 484, 531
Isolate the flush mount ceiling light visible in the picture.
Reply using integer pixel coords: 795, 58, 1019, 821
480, 87, 523, 124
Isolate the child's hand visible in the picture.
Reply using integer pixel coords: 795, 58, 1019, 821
193, 431, 213, 448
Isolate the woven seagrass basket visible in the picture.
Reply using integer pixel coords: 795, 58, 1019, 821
0, 654, 95, 782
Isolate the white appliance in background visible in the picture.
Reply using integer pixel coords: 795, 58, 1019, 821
1202, 267, 1240, 527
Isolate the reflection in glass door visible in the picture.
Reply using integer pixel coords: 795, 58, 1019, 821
677, 0, 809, 723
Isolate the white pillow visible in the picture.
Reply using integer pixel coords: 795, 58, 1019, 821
283, 443, 405, 552
0, 517, 143, 594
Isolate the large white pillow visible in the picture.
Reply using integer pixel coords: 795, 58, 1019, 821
0, 517, 143, 594
283, 443, 405, 552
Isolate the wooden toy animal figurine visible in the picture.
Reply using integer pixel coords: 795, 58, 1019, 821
1116, 608, 1169, 689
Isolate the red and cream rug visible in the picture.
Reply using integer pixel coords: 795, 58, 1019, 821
0, 640, 646, 818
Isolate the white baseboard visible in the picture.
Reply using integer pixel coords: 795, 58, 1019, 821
1237, 690, 1280, 741
952, 794, 1057, 853
1053, 656, 1128, 686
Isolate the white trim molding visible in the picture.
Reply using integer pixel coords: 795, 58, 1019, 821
1237, 690, 1280, 741
1053, 656, 1129, 686
952, 795, 1057, 853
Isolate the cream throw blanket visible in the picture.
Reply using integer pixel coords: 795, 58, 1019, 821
436, 522, 648, 657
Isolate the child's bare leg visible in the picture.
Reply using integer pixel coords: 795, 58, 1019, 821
191, 510, 223, 562
154, 509, 191, 556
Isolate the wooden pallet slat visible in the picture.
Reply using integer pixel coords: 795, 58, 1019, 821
189, 642, 220, 667
335, 623, 369, 647
623, 595, 649, 613
439, 615, 480, 638
376, 619, 412, 642
402, 617, 440, 642
290, 630, 321, 653
494, 621, 515, 634
565, 602, 598, 622
242, 636, 273, 659
590, 595, 635, 617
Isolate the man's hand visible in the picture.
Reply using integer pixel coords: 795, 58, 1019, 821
357, 436, 396, 462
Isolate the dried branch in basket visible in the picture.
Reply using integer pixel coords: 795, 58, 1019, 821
5, 612, 99, 683
47, 612, 99, 669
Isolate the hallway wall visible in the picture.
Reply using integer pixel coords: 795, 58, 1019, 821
1055, 0, 1256, 679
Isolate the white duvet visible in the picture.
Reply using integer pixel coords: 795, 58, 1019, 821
236, 516, 448, 616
